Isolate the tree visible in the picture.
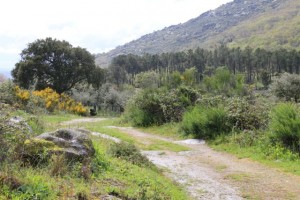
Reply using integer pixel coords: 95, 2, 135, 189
12, 38, 96, 94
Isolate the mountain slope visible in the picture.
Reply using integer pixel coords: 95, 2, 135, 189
96, 0, 299, 67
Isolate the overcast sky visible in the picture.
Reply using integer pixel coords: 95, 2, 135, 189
0, 0, 232, 76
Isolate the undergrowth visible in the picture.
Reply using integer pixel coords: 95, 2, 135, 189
0, 112, 189, 199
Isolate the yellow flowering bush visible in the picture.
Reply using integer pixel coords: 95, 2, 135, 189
32, 88, 60, 111
15, 86, 30, 102
15, 87, 87, 115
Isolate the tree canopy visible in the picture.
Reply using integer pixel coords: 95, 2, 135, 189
12, 38, 97, 93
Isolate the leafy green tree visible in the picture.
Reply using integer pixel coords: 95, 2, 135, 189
88, 67, 105, 89
12, 38, 96, 94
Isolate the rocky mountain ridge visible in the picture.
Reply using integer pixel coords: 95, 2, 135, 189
95, 0, 295, 67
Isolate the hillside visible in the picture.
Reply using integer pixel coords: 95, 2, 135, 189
95, 0, 300, 67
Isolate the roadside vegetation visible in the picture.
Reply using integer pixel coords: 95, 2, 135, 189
1, 37, 300, 198
0, 88, 188, 199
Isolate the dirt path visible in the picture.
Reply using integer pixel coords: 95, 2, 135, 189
109, 126, 300, 200
62, 118, 300, 199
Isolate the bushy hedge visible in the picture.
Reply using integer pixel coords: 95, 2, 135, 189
270, 103, 300, 153
181, 96, 270, 139
123, 86, 198, 126
181, 105, 229, 139
226, 97, 270, 131
14, 87, 88, 115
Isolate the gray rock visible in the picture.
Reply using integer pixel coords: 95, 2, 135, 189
7, 116, 32, 133
26, 129, 95, 162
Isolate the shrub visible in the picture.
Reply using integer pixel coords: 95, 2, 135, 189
231, 130, 261, 147
124, 87, 198, 126
0, 106, 31, 162
181, 105, 230, 139
108, 142, 154, 168
203, 67, 240, 96
14, 87, 88, 115
0, 80, 16, 105
270, 72, 300, 102
225, 97, 270, 131
270, 103, 300, 153
134, 71, 160, 89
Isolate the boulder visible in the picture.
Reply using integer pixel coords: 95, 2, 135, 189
23, 129, 95, 164
7, 116, 32, 133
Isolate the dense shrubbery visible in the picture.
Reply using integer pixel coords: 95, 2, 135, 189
14, 87, 88, 115
0, 104, 44, 163
181, 96, 270, 139
226, 97, 270, 131
181, 105, 229, 139
71, 83, 134, 114
270, 103, 300, 153
0, 80, 16, 105
108, 142, 155, 168
123, 86, 198, 126
270, 73, 300, 103
202, 67, 247, 96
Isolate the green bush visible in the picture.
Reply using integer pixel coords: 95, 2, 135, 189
270, 72, 300, 102
225, 97, 270, 131
124, 89, 164, 126
181, 105, 230, 139
0, 80, 16, 105
202, 67, 245, 96
270, 103, 300, 153
108, 142, 155, 168
124, 87, 198, 126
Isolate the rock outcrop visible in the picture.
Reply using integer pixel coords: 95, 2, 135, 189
23, 129, 95, 164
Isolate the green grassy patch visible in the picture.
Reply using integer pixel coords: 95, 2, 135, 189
42, 114, 82, 131
85, 123, 137, 144
137, 122, 187, 140
84, 122, 190, 152
42, 113, 80, 123
0, 134, 189, 199
211, 143, 300, 176
225, 173, 252, 182
215, 164, 228, 172
144, 139, 190, 152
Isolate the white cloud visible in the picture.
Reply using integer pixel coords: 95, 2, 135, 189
0, 0, 232, 73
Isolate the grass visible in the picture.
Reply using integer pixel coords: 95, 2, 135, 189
0, 137, 189, 199
0, 112, 189, 199
144, 139, 190, 152
42, 113, 80, 123
42, 113, 83, 131
138, 122, 188, 140
225, 173, 252, 182
85, 123, 137, 144
211, 143, 300, 176
83, 120, 190, 152
215, 164, 228, 172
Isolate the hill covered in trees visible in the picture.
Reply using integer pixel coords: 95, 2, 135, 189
96, 0, 300, 67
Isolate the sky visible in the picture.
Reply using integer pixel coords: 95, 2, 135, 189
0, 0, 232, 77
